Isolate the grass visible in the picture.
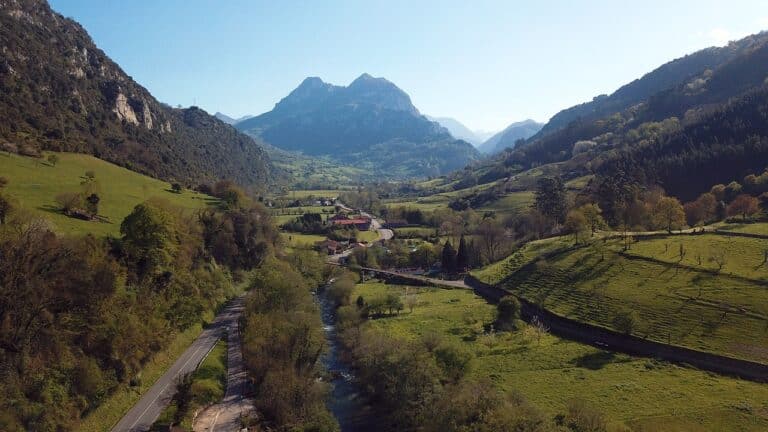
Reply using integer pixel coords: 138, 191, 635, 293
476, 191, 534, 216
498, 237, 768, 363
625, 234, 768, 280
0, 152, 213, 237
393, 226, 436, 239
274, 189, 344, 199
79, 318, 210, 432
353, 281, 768, 431
153, 340, 228, 430
281, 232, 328, 248
470, 236, 571, 285
715, 221, 768, 236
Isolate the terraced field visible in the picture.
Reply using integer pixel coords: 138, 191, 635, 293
353, 282, 768, 431
499, 238, 768, 363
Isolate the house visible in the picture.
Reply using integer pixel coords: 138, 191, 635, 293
329, 213, 350, 222
315, 239, 344, 255
332, 217, 372, 231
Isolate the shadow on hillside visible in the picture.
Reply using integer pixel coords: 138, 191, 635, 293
571, 351, 616, 370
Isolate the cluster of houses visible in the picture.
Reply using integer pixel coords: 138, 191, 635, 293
312, 213, 374, 255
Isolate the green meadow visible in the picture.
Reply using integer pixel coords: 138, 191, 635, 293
0, 152, 213, 237
490, 233, 768, 363
353, 281, 768, 431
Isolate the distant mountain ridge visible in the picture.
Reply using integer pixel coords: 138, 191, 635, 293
237, 74, 479, 178
478, 119, 543, 154
426, 116, 489, 146
0, 0, 274, 186
214, 112, 254, 125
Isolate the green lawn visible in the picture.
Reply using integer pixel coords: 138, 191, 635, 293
0, 152, 213, 237
276, 189, 344, 199
281, 232, 328, 248
353, 282, 768, 431
499, 238, 768, 363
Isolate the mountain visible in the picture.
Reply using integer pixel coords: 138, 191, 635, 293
513, 31, 768, 169
426, 116, 485, 146
237, 74, 480, 178
214, 112, 254, 125
478, 119, 543, 154
0, 0, 274, 186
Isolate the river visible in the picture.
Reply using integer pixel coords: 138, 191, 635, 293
317, 291, 383, 432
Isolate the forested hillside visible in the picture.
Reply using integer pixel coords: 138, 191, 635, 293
0, 0, 274, 186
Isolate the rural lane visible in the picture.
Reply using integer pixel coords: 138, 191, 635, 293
192, 304, 257, 431
111, 296, 246, 432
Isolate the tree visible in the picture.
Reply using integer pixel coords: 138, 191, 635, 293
171, 183, 183, 193
534, 177, 567, 224
85, 193, 100, 216
456, 235, 469, 271
441, 241, 456, 273
612, 310, 638, 334
120, 203, 177, 278
564, 209, 588, 244
0, 194, 12, 224
727, 194, 759, 220
477, 218, 506, 263
684, 192, 718, 226
496, 296, 520, 330
579, 203, 606, 235
47, 154, 59, 166
55, 192, 83, 213
651, 196, 685, 232
0, 176, 7, 189
760, 192, 768, 214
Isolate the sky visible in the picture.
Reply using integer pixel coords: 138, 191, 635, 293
50, 0, 768, 132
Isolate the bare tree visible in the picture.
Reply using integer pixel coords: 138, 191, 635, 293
477, 218, 506, 263
530, 315, 549, 346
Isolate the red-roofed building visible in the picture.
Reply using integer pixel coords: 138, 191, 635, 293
331, 217, 371, 231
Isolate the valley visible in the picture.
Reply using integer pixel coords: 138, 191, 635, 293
2, 1, 768, 431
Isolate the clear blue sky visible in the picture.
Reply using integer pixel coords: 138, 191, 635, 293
50, 0, 768, 132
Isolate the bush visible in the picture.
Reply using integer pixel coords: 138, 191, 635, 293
496, 296, 521, 330
612, 310, 638, 335
190, 379, 224, 405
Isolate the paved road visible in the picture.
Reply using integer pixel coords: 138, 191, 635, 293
193, 307, 256, 431
111, 296, 246, 432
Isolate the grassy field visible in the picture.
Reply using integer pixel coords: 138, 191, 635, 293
476, 190, 534, 216
153, 339, 228, 430
625, 234, 768, 280
353, 282, 768, 431
275, 189, 344, 199
281, 232, 328, 248
0, 152, 213, 237
471, 236, 572, 285
496, 236, 768, 363
715, 221, 768, 236
393, 226, 436, 239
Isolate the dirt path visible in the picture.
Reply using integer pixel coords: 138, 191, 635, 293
193, 312, 256, 431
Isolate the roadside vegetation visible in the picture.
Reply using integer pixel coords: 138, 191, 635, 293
0, 173, 279, 431
152, 340, 228, 430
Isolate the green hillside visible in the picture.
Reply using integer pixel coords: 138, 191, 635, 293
477, 231, 768, 363
0, 152, 214, 237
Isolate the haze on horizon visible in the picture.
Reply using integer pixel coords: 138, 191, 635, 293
50, 0, 768, 132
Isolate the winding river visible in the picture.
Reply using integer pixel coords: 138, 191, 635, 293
318, 292, 383, 432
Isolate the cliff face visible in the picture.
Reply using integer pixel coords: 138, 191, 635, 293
0, 0, 275, 186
